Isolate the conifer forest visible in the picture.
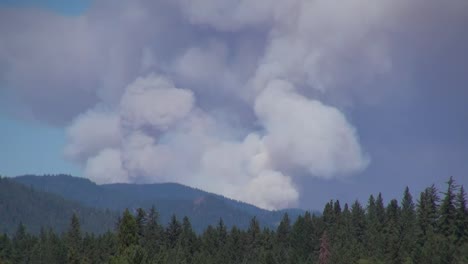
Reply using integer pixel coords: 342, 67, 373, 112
1, 177, 467, 264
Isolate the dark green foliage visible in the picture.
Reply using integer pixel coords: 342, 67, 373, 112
456, 186, 468, 245
142, 206, 163, 260
319, 231, 330, 264
365, 194, 383, 260
400, 187, 416, 261
65, 214, 82, 264
117, 209, 138, 253
0, 177, 117, 235
351, 200, 366, 253
177, 216, 198, 263
290, 215, 308, 263
11, 223, 35, 263
109, 245, 147, 264
414, 185, 442, 264
438, 177, 461, 263
384, 199, 402, 264
439, 177, 458, 237
135, 208, 147, 242
330, 203, 354, 264
245, 217, 262, 263
0, 177, 467, 263
166, 215, 182, 248
275, 213, 291, 263
0, 233, 12, 261
417, 185, 440, 237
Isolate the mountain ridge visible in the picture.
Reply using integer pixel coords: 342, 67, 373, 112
0, 177, 117, 235
11, 174, 311, 232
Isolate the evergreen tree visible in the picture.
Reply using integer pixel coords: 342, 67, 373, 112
177, 216, 198, 263
455, 186, 468, 263
319, 231, 330, 264
351, 200, 366, 251
414, 185, 441, 264
346, 200, 367, 261
384, 199, 402, 264
1, 176, 466, 264
48, 228, 67, 264
417, 185, 439, 236
135, 208, 147, 243
438, 177, 459, 263
225, 226, 245, 264
11, 222, 34, 264
262, 250, 277, 264
289, 215, 306, 263
246, 217, 262, 263
166, 214, 182, 249
439, 177, 458, 237
216, 218, 228, 248
365, 195, 377, 255
455, 185, 467, 244
365, 194, 385, 261
66, 214, 83, 264
322, 201, 334, 229
330, 203, 354, 264
276, 213, 291, 263
375, 193, 386, 222
200, 225, 217, 260
97, 231, 118, 263
333, 200, 342, 220
117, 209, 138, 253
110, 245, 147, 264
82, 233, 98, 264
29, 228, 47, 264
308, 212, 323, 261
331, 200, 342, 238
0, 233, 12, 262
400, 187, 416, 261
143, 206, 163, 260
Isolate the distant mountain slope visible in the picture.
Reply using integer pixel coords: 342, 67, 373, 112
0, 177, 117, 235
14, 175, 307, 231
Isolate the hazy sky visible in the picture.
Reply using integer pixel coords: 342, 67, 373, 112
1, 0, 467, 210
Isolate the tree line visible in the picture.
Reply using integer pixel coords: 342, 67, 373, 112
0, 177, 467, 264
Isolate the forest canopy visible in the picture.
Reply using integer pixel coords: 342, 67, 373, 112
0, 177, 467, 264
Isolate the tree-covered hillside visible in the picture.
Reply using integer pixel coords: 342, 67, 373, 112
1, 177, 466, 263
0, 177, 117, 235
13, 175, 306, 231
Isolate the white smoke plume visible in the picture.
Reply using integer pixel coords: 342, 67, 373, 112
64, 72, 366, 210
2, 0, 465, 209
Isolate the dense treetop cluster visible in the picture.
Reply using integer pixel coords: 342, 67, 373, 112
0, 177, 467, 264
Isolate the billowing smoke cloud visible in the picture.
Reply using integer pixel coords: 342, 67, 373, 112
255, 80, 368, 177
62, 72, 365, 209
2, 0, 466, 209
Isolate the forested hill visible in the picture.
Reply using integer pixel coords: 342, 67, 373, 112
12, 175, 306, 232
1, 177, 466, 263
0, 177, 117, 235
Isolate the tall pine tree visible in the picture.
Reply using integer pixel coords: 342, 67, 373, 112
438, 177, 459, 263
66, 213, 82, 264
400, 187, 416, 261
276, 213, 291, 263
319, 231, 330, 264
384, 199, 402, 264
117, 209, 138, 253
455, 186, 468, 244
414, 185, 441, 264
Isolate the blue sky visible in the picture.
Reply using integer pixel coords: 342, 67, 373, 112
0, 0, 87, 177
0, 0, 91, 15
0, 113, 81, 176
1, 0, 467, 210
